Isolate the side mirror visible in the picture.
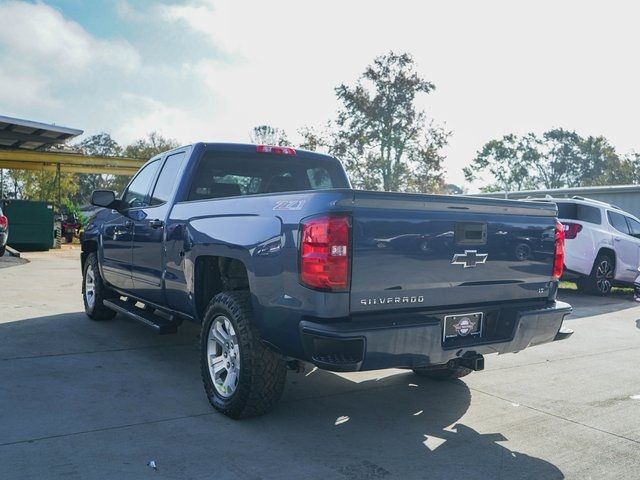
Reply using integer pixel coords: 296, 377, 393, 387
91, 190, 129, 212
91, 190, 116, 208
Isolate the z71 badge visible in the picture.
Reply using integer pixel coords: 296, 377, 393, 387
273, 200, 306, 211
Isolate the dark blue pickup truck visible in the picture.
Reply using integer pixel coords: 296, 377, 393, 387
81, 143, 572, 418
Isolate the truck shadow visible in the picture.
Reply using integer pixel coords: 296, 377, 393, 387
0, 312, 563, 479
270, 368, 564, 479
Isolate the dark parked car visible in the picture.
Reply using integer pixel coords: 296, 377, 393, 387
81, 142, 572, 419
0, 206, 8, 257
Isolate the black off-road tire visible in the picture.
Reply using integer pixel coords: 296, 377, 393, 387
412, 366, 473, 381
200, 291, 287, 419
584, 253, 615, 296
82, 252, 117, 320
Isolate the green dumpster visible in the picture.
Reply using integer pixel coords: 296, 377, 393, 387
1, 200, 54, 251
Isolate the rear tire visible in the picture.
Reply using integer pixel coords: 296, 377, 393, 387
412, 366, 473, 381
200, 291, 287, 419
82, 253, 117, 320
585, 254, 615, 296
0, 246, 5, 257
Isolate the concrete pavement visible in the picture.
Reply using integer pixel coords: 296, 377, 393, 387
1, 249, 639, 479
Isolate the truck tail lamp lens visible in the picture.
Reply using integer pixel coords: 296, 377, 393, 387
563, 222, 582, 239
0, 215, 7, 230
553, 220, 565, 280
300, 215, 350, 291
256, 145, 296, 155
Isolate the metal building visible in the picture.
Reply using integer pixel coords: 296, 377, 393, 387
474, 185, 640, 218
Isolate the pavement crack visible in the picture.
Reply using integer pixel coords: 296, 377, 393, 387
0, 412, 215, 448
1, 342, 194, 362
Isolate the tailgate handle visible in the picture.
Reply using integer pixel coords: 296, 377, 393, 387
455, 222, 487, 245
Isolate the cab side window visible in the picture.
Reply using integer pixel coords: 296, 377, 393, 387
122, 160, 160, 208
150, 152, 187, 206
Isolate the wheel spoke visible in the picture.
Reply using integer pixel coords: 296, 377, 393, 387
210, 354, 225, 371
223, 369, 237, 390
210, 324, 228, 346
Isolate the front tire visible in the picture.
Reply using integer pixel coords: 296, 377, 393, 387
200, 291, 287, 419
82, 252, 117, 320
413, 366, 473, 380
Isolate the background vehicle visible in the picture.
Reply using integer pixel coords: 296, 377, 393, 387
531, 196, 640, 295
81, 143, 571, 419
55, 213, 82, 244
0, 206, 8, 257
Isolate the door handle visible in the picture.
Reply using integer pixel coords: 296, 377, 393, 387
124, 220, 133, 228
149, 219, 164, 229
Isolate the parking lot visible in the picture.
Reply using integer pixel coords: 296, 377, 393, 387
1, 249, 639, 479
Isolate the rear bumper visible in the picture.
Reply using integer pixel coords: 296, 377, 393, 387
299, 301, 572, 372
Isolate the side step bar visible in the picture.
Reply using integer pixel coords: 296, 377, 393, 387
103, 299, 180, 335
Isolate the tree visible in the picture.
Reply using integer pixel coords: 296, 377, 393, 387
124, 131, 179, 159
73, 132, 124, 203
601, 152, 640, 185
464, 134, 539, 192
536, 129, 582, 189
465, 130, 622, 192
577, 135, 619, 186
250, 125, 289, 146
329, 51, 449, 192
12, 170, 78, 203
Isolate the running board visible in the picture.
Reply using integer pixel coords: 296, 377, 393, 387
103, 299, 180, 334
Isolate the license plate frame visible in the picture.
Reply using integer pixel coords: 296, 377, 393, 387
442, 312, 483, 343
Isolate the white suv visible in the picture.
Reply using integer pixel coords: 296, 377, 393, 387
531, 196, 640, 295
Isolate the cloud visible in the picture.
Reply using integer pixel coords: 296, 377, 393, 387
0, 1, 139, 74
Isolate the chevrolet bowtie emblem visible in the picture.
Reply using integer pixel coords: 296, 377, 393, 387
452, 250, 488, 268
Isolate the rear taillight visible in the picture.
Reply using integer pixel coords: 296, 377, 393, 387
0, 215, 7, 230
300, 215, 350, 291
256, 145, 296, 155
553, 220, 565, 280
564, 222, 582, 240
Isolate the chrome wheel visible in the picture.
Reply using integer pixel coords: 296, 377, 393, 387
207, 315, 240, 398
595, 258, 614, 294
85, 266, 96, 309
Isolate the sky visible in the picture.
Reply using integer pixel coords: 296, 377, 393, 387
0, 0, 639, 192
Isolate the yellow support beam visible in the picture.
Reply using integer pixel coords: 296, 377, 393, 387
0, 149, 145, 169
0, 160, 139, 176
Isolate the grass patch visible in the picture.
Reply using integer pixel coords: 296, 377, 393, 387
559, 280, 633, 296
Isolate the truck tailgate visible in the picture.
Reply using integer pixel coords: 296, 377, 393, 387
343, 191, 558, 313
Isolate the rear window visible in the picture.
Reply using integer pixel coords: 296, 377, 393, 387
556, 202, 601, 224
187, 152, 349, 201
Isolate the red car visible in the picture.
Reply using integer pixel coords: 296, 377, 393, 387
0, 206, 8, 257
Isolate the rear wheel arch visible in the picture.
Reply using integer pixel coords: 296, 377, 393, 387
194, 255, 251, 322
